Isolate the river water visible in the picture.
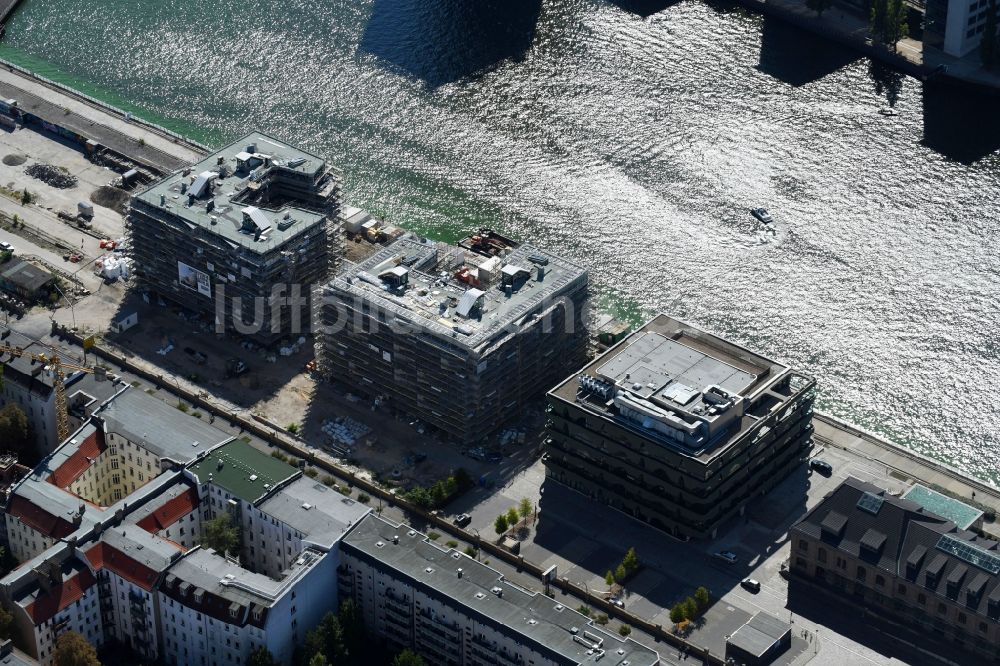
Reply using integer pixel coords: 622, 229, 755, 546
3, 0, 999, 481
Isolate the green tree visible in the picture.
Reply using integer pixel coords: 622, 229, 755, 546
519, 497, 533, 520
247, 647, 278, 666
52, 630, 100, 666
452, 467, 472, 490
0, 604, 11, 640
0, 403, 32, 460
884, 0, 909, 50
694, 586, 710, 609
683, 596, 699, 620
319, 612, 347, 663
404, 486, 432, 509
618, 624, 631, 636
392, 649, 426, 666
622, 547, 639, 573
605, 570, 615, 587
872, 0, 908, 49
806, 0, 833, 16
669, 603, 686, 624
494, 513, 509, 535
201, 513, 238, 556
308, 655, 328, 666
506, 506, 520, 527
982, 0, 999, 68
615, 563, 627, 583
339, 598, 365, 660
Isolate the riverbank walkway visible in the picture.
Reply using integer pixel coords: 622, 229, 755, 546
0, 66, 204, 173
814, 413, 1000, 523
745, 0, 1000, 90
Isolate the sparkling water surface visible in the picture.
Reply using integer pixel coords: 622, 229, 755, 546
3, 0, 999, 481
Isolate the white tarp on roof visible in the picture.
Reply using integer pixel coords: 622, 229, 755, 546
189, 171, 217, 199
242, 206, 271, 233
457, 288, 485, 318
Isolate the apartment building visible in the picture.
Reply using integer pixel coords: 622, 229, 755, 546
320, 234, 589, 442
545, 314, 815, 540
926, 0, 999, 56
127, 132, 342, 345
0, 327, 118, 455
338, 513, 659, 666
790, 476, 1000, 663
1, 386, 371, 665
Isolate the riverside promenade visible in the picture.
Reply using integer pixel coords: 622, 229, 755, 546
815, 413, 1000, 522
0, 63, 205, 173
737, 0, 1000, 91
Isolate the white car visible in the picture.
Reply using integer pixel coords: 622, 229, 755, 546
0, 241, 13, 253
713, 550, 738, 564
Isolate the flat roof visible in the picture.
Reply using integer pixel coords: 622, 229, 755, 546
0, 257, 55, 292
134, 132, 331, 250
727, 611, 790, 658
327, 235, 588, 353
904, 484, 984, 530
550, 314, 807, 460
97, 387, 232, 464
257, 477, 371, 549
166, 546, 325, 610
187, 439, 299, 504
342, 514, 658, 666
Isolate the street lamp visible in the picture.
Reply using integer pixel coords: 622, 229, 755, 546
50, 282, 76, 330
470, 528, 481, 561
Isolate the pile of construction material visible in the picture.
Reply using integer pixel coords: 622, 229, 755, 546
94, 254, 132, 280
321, 417, 371, 448
25, 163, 77, 189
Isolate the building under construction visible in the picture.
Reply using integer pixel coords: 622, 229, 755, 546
127, 132, 342, 346
319, 234, 589, 443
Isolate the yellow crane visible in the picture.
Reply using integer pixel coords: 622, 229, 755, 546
0, 344, 102, 442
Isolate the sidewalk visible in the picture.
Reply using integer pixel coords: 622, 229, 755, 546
814, 413, 1000, 521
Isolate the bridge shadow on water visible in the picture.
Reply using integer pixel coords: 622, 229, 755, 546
359, 0, 543, 88
606, 0, 681, 17
756, 16, 860, 87
922, 79, 1000, 164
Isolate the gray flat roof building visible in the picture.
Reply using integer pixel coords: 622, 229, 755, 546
320, 233, 589, 442
546, 314, 815, 539
127, 132, 342, 345
340, 514, 659, 666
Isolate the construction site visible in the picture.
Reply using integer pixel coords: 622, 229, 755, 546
319, 230, 590, 444
126, 132, 342, 346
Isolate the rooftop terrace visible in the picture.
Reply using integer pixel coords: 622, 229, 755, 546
187, 439, 299, 504
903, 484, 984, 530
134, 132, 334, 251
328, 235, 588, 352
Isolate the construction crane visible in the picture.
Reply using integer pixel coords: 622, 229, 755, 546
0, 344, 103, 442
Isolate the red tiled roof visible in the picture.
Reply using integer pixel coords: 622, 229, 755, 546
25, 568, 96, 624
6, 495, 76, 539
135, 487, 200, 534
83, 542, 159, 592
47, 430, 106, 489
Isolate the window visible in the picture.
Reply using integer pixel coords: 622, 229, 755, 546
958, 612, 967, 624
857, 566, 866, 582
938, 602, 947, 614
818, 548, 827, 564
918, 593, 927, 605
798, 540, 808, 553
897, 583, 906, 595
875, 575, 885, 587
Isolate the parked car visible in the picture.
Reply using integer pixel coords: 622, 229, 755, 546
486, 451, 503, 463
0, 241, 13, 253
810, 459, 834, 476
741, 578, 761, 593
713, 550, 738, 564
453, 513, 472, 528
